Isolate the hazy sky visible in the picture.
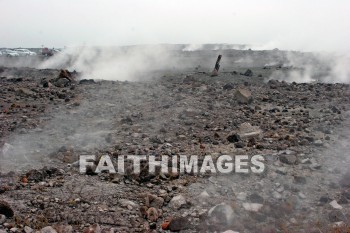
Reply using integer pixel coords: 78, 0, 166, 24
1, 0, 350, 51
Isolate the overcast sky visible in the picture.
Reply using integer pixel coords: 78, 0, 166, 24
1, 0, 349, 51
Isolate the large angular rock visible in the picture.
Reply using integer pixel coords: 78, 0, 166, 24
235, 88, 252, 104
169, 195, 187, 210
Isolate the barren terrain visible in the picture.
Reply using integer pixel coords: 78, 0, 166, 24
0, 48, 350, 233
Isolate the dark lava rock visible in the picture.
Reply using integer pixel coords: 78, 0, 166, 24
223, 83, 235, 90
248, 193, 264, 204
42, 81, 51, 88
0, 200, 14, 218
26, 167, 60, 182
234, 142, 246, 148
330, 105, 341, 114
293, 175, 307, 184
79, 79, 96, 85
241, 69, 253, 77
169, 216, 190, 231
319, 196, 332, 204
227, 133, 241, 143
279, 154, 298, 165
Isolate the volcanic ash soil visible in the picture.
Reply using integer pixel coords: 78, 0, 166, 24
0, 65, 350, 232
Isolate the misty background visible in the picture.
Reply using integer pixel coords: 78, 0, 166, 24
1, 0, 350, 52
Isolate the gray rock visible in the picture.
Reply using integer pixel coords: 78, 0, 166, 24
237, 122, 262, 139
235, 88, 253, 104
328, 210, 345, 222
169, 195, 187, 210
0, 214, 5, 224
119, 199, 139, 209
236, 192, 247, 201
15, 88, 34, 97
24, 226, 34, 233
329, 200, 343, 210
272, 191, 282, 200
208, 203, 235, 225
314, 140, 323, 146
242, 69, 254, 77
40, 226, 57, 233
248, 193, 264, 204
242, 203, 263, 212
280, 154, 298, 165
275, 167, 288, 175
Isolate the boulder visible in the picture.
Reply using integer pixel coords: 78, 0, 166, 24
235, 88, 252, 104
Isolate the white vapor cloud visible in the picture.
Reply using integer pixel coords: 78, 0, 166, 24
0, 0, 349, 52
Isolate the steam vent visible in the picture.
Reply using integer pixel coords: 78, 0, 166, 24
1, 1, 350, 232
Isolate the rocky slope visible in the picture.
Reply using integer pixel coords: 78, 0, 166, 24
0, 52, 350, 233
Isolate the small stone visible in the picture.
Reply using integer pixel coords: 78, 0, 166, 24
329, 210, 345, 222
0, 214, 6, 224
236, 192, 247, 201
55, 225, 73, 233
169, 195, 187, 210
199, 191, 210, 198
275, 167, 287, 175
272, 191, 282, 199
227, 133, 241, 143
294, 175, 307, 184
146, 207, 159, 222
242, 203, 263, 212
238, 122, 262, 139
119, 199, 138, 209
314, 140, 323, 146
223, 83, 234, 90
242, 69, 253, 77
329, 200, 343, 210
280, 154, 297, 165
24, 226, 34, 233
41, 226, 57, 233
319, 196, 332, 204
298, 192, 306, 199
83, 224, 101, 233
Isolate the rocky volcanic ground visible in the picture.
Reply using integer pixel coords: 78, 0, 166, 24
0, 50, 350, 233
